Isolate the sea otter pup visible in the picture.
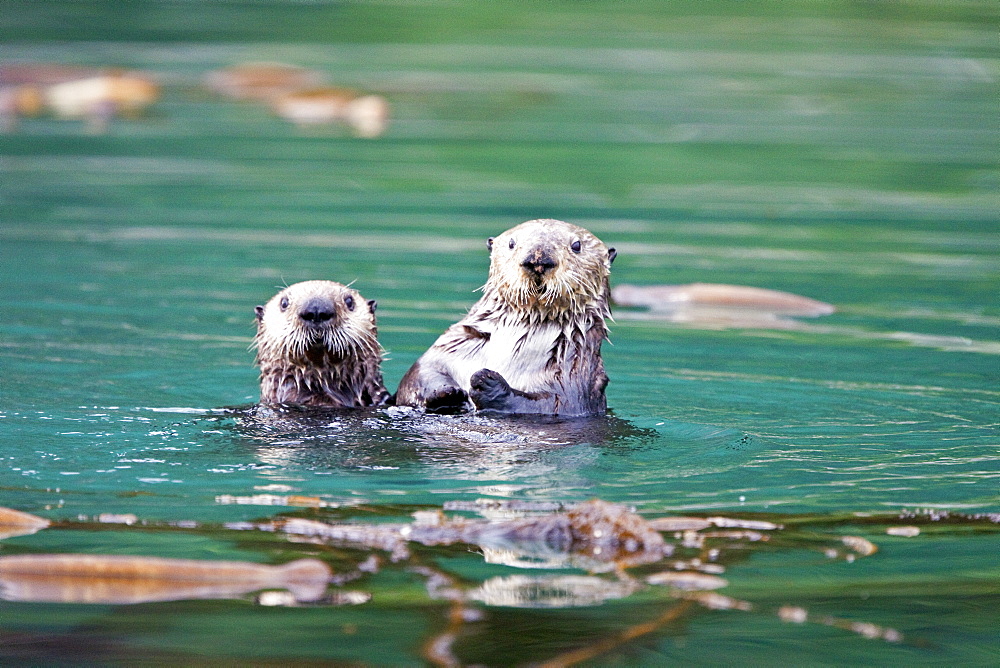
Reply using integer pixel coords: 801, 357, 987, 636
253, 280, 389, 407
395, 219, 616, 416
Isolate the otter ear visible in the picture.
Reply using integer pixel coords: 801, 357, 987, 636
367, 299, 377, 313
487, 237, 494, 252
608, 248, 617, 265
254, 305, 265, 322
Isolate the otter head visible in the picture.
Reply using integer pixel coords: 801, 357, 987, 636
253, 280, 379, 366
485, 219, 616, 317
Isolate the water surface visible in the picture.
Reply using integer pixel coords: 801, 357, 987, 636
1, 2, 998, 664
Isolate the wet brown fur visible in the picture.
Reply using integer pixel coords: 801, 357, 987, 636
253, 280, 389, 407
395, 219, 616, 416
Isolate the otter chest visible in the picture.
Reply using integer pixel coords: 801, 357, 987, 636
476, 322, 562, 390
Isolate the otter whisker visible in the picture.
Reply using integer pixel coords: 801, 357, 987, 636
253, 280, 389, 408
396, 219, 614, 416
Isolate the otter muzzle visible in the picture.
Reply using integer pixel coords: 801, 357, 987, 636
521, 248, 557, 277
298, 297, 337, 325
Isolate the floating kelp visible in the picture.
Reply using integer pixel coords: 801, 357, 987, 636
203, 62, 326, 101
264, 498, 890, 577
216, 493, 338, 509
779, 605, 903, 643
0, 554, 330, 605
647, 516, 713, 531
645, 571, 728, 590
203, 62, 389, 137
44, 73, 159, 120
0, 506, 50, 540
468, 574, 640, 608
7, 499, 972, 664
612, 282, 834, 329
0, 65, 159, 133
256, 589, 371, 608
613, 283, 835, 315
253, 496, 922, 663
276, 499, 668, 572
271, 87, 390, 137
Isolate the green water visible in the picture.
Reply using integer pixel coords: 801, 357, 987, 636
2, 1, 999, 664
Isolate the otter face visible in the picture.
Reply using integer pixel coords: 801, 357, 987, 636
253, 280, 379, 363
486, 219, 616, 314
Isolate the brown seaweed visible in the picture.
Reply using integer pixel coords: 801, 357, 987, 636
613, 283, 835, 315
278, 498, 667, 572
0, 554, 330, 604
0, 506, 51, 540
2, 498, 946, 664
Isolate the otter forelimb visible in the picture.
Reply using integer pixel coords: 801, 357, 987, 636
469, 369, 554, 413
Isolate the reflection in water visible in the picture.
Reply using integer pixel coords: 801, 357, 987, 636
247, 497, 906, 665
228, 403, 661, 483
277, 498, 668, 572
9, 499, 995, 663
469, 574, 640, 608
236, 403, 658, 446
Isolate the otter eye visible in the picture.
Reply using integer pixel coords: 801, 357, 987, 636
279, 296, 289, 311
571, 240, 582, 253
508, 238, 516, 250
344, 295, 355, 311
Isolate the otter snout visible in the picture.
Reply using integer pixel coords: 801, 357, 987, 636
299, 297, 337, 325
521, 248, 557, 277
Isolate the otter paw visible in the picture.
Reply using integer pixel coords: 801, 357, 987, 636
470, 369, 512, 409
425, 386, 469, 414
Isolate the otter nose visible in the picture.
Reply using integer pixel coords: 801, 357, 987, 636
522, 249, 557, 277
299, 298, 337, 325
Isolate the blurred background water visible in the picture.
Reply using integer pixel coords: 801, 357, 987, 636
1, 1, 998, 664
